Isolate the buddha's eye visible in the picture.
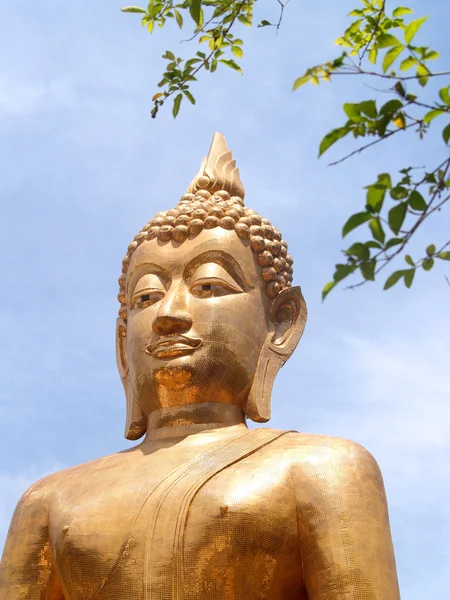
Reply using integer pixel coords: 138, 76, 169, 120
131, 290, 164, 309
190, 280, 240, 299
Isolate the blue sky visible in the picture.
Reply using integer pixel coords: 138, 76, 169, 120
0, 0, 449, 597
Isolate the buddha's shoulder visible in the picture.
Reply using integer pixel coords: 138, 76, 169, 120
264, 429, 380, 474
17, 449, 134, 505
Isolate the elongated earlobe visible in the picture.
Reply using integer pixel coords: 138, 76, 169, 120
243, 286, 307, 422
124, 383, 148, 440
115, 318, 147, 440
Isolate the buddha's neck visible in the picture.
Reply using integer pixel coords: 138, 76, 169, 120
145, 402, 247, 441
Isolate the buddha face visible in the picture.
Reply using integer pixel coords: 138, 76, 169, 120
121, 228, 274, 416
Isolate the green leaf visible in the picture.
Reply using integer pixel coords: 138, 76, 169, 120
332, 53, 346, 68
405, 254, 415, 266
183, 90, 196, 104
390, 186, 409, 200
388, 202, 407, 234
366, 184, 387, 213
219, 58, 243, 73
416, 63, 430, 87
437, 251, 450, 260
292, 75, 309, 90
369, 218, 385, 244
424, 109, 444, 124
382, 45, 404, 73
212, 4, 228, 18
360, 260, 376, 281
385, 237, 404, 250
394, 81, 406, 97
121, 6, 147, 13
333, 263, 357, 283
359, 100, 377, 119
189, 0, 201, 24
422, 258, 434, 271
238, 14, 252, 26
346, 243, 370, 261
393, 6, 413, 17
172, 93, 183, 118
400, 56, 416, 71
408, 190, 427, 211
424, 50, 439, 60
174, 9, 183, 28
343, 103, 361, 121
426, 244, 436, 256
379, 99, 403, 116
342, 212, 372, 237
231, 45, 243, 58
439, 86, 450, 106
443, 123, 450, 145
258, 19, 272, 27
319, 126, 350, 156
322, 281, 336, 301
147, 20, 154, 33
384, 270, 405, 290
403, 268, 415, 288
404, 16, 428, 44
377, 33, 402, 48
377, 173, 392, 188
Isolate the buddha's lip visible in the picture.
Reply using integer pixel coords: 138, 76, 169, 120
146, 335, 203, 358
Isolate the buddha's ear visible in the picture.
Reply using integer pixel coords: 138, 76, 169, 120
269, 285, 307, 355
243, 286, 307, 423
115, 318, 147, 441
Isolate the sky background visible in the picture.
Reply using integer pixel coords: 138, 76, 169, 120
0, 0, 449, 597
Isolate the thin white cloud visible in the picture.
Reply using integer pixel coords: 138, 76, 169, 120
0, 77, 77, 115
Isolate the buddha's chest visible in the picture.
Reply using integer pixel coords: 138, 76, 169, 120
50, 453, 302, 600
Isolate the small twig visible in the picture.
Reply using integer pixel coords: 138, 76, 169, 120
331, 68, 450, 81
328, 122, 416, 167
275, 0, 290, 33
359, 1, 386, 65
182, 0, 236, 43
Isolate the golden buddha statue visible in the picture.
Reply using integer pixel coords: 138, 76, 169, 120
0, 134, 400, 600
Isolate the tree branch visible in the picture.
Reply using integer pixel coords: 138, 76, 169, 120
332, 68, 450, 81
344, 159, 450, 290
359, 1, 386, 65
328, 122, 417, 167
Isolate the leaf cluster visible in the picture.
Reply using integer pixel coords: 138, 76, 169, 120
122, 0, 253, 117
290, 1, 450, 297
322, 163, 450, 299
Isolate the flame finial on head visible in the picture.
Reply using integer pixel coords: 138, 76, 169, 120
186, 132, 245, 199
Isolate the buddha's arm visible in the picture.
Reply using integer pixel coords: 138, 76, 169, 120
293, 439, 400, 600
0, 483, 65, 600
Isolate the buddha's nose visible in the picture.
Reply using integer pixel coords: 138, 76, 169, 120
152, 287, 193, 336
153, 314, 192, 335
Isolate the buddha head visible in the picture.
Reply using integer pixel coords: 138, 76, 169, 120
116, 133, 307, 440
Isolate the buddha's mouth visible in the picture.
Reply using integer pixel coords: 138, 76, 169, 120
146, 335, 203, 359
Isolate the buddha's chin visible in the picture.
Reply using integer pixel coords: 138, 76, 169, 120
153, 364, 194, 390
